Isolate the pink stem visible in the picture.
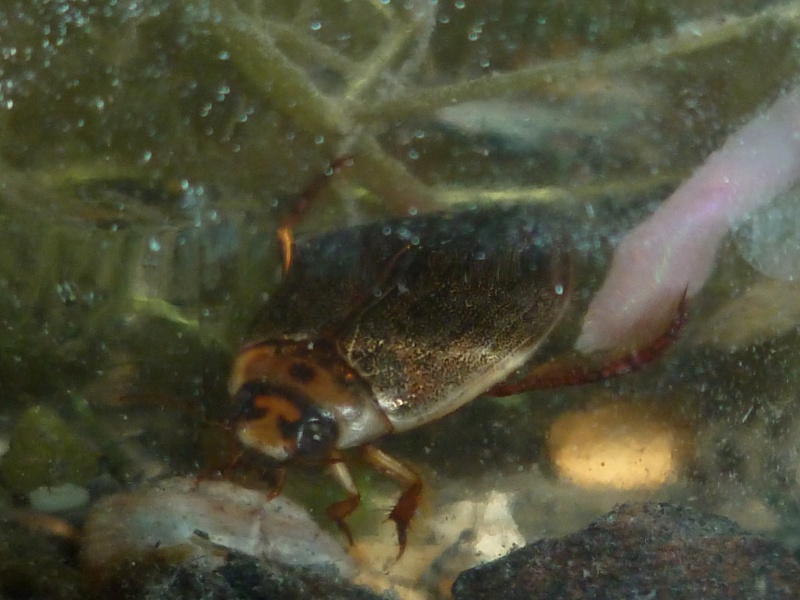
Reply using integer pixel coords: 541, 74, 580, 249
577, 85, 800, 353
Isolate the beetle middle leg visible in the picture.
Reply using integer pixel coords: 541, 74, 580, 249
326, 446, 421, 557
362, 444, 422, 558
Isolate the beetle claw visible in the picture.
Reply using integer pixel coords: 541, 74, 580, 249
277, 226, 294, 273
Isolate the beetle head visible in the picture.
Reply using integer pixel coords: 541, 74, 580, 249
229, 341, 390, 462
231, 379, 338, 461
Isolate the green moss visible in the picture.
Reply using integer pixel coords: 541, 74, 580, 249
0, 406, 100, 494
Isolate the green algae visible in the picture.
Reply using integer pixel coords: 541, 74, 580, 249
0, 406, 100, 495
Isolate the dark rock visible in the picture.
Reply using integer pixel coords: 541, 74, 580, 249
452, 502, 800, 600
0, 518, 85, 600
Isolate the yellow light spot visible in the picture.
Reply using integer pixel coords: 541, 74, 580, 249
547, 398, 691, 490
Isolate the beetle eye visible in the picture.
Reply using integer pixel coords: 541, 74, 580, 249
231, 382, 268, 422
295, 415, 337, 459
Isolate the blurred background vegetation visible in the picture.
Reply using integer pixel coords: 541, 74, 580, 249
0, 0, 798, 401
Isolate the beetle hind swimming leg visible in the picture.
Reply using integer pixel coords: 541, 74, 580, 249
490, 288, 689, 395
277, 156, 354, 273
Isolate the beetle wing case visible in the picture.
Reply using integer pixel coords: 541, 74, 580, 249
249, 203, 606, 433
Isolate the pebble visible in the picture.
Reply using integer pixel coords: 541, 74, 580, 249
81, 477, 356, 578
29, 483, 91, 512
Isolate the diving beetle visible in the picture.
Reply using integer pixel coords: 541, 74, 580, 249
228, 165, 684, 555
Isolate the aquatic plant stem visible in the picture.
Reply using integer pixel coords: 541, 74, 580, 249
209, 0, 439, 214
355, 1, 800, 122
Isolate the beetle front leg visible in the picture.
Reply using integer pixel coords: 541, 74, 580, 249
326, 459, 360, 546
362, 444, 422, 558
